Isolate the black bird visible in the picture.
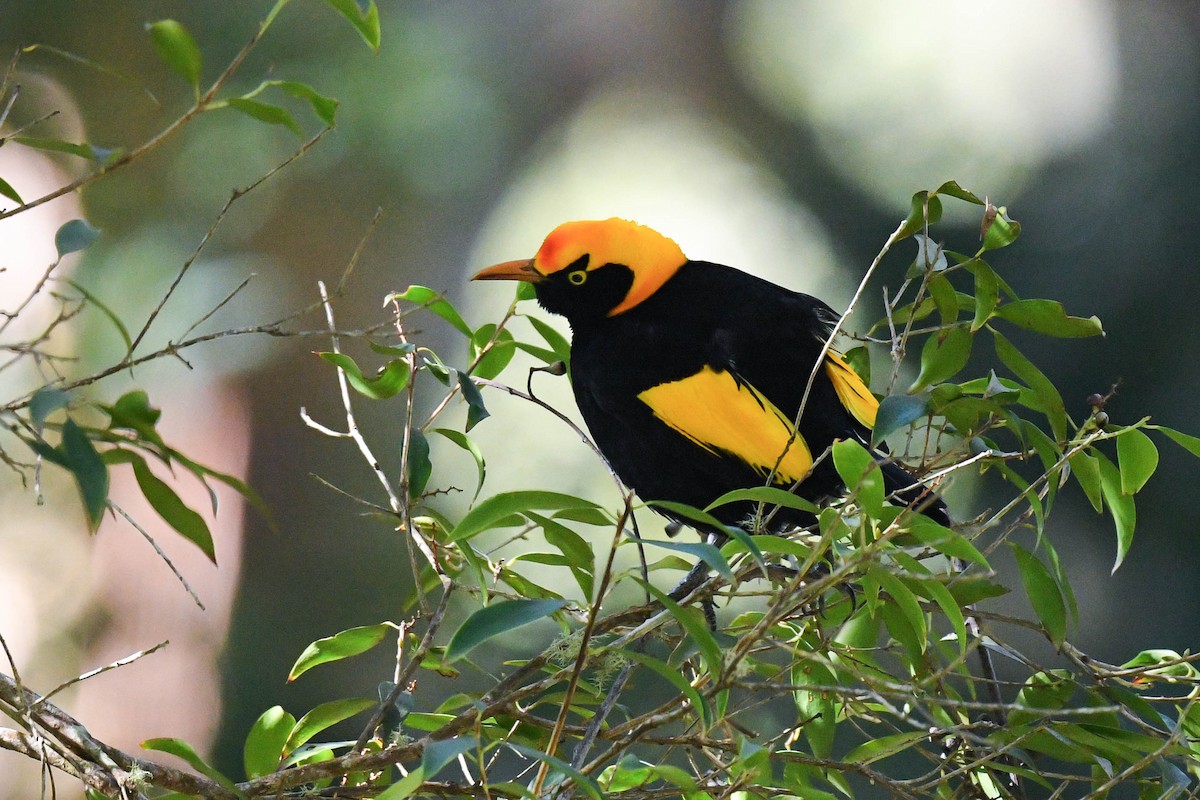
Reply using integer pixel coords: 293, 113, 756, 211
473, 218, 948, 590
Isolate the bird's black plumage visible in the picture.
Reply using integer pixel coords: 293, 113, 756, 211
473, 219, 949, 539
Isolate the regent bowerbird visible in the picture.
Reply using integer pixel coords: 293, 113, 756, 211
473, 218, 949, 601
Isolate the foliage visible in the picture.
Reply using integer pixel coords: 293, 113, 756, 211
2, 5, 1200, 800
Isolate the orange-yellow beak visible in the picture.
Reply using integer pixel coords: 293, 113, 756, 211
471, 259, 543, 283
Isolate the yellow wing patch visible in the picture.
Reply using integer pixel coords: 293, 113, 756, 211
825, 351, 878, 429
637, 366, 813, 483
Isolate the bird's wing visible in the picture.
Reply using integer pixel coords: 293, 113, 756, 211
636, 365, 814, 484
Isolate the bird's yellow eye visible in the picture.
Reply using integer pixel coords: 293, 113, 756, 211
568, 269, 588, 285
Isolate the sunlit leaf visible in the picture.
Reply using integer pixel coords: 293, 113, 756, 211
898, 189, 943, 239
844, 731, 929, 765
469, 324, 515, 380
981, 206, 1020, 250
449, 491, 602, 543
55, 219, 101, 257
289, 623, 392, 681
318, 351, 410, 399
705, 485, 819, 516
969, 260, 999, 331
639, 580, 723, 677
832, 439, 884, 518
323, 0, 382, 51
910, 325, 971, 392
868, 567, 926, 655
390, 285, 473, 338
1097, 453, 1136, 573
285, 697, 374, 753
445, 598, 567, 662
1116, 427, 1158, 495
1010, 542, 1066, 645
145, 20, 203, 88
995, 299, 1103, 338
244, 705, 296, 778
141, 737, 236, 790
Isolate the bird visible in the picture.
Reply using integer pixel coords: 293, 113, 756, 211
472, 218, 949, 595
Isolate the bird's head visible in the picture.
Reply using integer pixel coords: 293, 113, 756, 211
472, 218, 687, 321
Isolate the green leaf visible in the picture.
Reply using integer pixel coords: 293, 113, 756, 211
981, 206, 1021, 250
12, 136, 104, 161
898, 189, 943, 239
0, 175, 23, 204
623, 649, 712, 729
421, 737, 478, 778
141, 737, 239, 792
318, 352, 410, 399
273, 80, 338, 125
528, 512, 594, 599
288, 623, 392, 681
992, 330, 1069, 439
449, 491, 602, 543
995, 299, 1103, 338
631, 537, 733, 583
1068, 450, 1103, 513
1097, 453, 1136, 573
285, 697, 374, 753
61, 418, 108, 531
868, 567, 927, 655
1116, 428, 1158, 495
1153, 425, 1200, 459
244, 705, 296, 778
469, 324, 515, 380
900, 513, 989, 567
456, 371, 489, 431
1009, 542, 1066, 645
323, 0, 382, 51
505, 742, 604, 800
431, 428, 485, 501
376, 766, 424, 800
406, 428, 431, 499
29, 388, 70, 430
639, 580, 723, 677
55, 219, 101, 257
391, 285, 473, 337
934, 180, 984, 204
910, 325, 971, 392
968, 260, 999, 331
871, 394, 929, 446
145, 20, 203, 88
445, 598, 567, 662
527, 314, 572, 364
844, 731, 929, 765
130, 453, 215, 562
705, 485, 819, 516
227, 97, 303, 136
832, 439, 884, 517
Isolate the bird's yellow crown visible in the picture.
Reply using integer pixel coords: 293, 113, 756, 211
534, 218, 687, 316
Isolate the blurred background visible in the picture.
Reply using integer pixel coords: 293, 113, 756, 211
2, 0, 1198, 791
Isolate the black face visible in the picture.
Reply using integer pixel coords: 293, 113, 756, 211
534, 256, 635, 326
